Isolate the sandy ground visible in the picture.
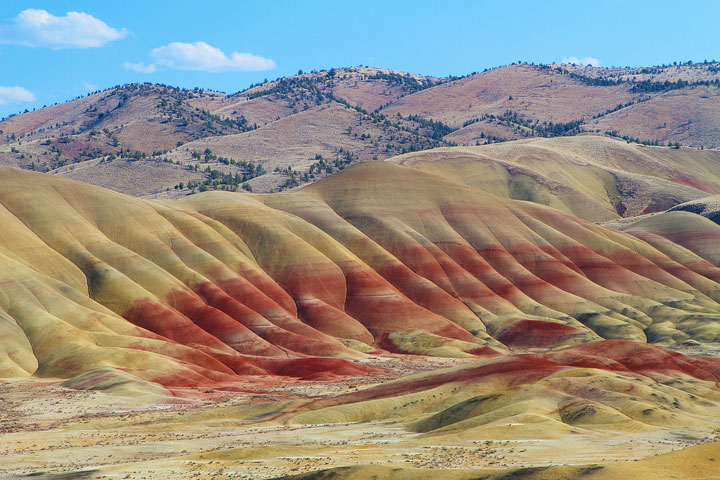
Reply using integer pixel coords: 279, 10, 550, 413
1, 353, 719, 480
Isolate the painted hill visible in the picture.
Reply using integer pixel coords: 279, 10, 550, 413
3, 155, 720, 479
669, 193, 720, 223
1, 62, 719, 195
389, 136, 720, 222
3, 158, 720, 390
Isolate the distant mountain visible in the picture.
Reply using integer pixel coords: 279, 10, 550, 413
1, 62, 719, 196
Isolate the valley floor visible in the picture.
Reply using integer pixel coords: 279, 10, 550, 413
1, 350, 719, 480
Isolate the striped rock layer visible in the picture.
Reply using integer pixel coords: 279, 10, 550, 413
2, 161, 720, 388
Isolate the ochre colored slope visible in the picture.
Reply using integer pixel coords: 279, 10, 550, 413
274, 341, 720, 479
2, 162, 720, 388
284, 340, 720, 428
381, 64, 636, 127
389, 136, 720, 221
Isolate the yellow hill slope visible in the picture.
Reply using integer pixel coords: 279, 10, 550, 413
1, 161, 720, 387
389, 136, 720, 221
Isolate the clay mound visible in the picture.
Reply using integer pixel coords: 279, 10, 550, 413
496, 319, 587, 348
389, 136, 720, 221
620, 211, 720, 268
288, 340, 720, 435
61, 368, 174, 401
2, 162, 720, 387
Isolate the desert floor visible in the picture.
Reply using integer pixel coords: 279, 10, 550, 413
2, 349, 720, 480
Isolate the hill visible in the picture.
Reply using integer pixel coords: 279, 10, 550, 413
384, 62, 720, 149
389, 136, 720, 222
1, 62, 719, 195
279, 441, 720, 480
3, 61, 720, 480
3, 160, 720, 386
2, 157, 720, 478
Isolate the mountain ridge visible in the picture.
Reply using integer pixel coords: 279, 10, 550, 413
1, 62, 719, 196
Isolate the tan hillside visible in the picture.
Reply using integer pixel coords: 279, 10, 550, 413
279, 441, 720, 479
588, 86, 720, 147
163, 101, 450, 192
229, 66, 442, 113
382, 63, 636, 126
382, 63, 720, 149
388, 136, 720, 221
557, 61, 720, 83
52, 156, 200, 197
0, 84, 244, 151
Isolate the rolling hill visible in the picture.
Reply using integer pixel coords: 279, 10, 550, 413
3, 62, 720, 480
3, 156, 720, 388
389, 136, 720, 221
1, 62, 719, 195
2, 157, 720, 478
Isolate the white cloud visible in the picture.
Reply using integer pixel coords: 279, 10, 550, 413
150, 41, 275, 72
122, 61, 157, 73
0, 9, 127, 49
83, 81, 98, 91
561, 56, 601, 67
0, 86, 36, 105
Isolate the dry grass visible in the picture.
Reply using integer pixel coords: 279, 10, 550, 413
556, 61, 720, 83
381, 64, 636, 126
54, 157, 203, 197
588, 86, 720, 147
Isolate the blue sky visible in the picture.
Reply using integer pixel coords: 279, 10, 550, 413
0, 0, 719, 118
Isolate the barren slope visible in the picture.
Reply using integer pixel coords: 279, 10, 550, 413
3, 161, 720, 389
389, 136, 720, 221
381, 63, 720, 148
165, 101, 449, 192
2, 160, 720, 478
589, 86, 720, 147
